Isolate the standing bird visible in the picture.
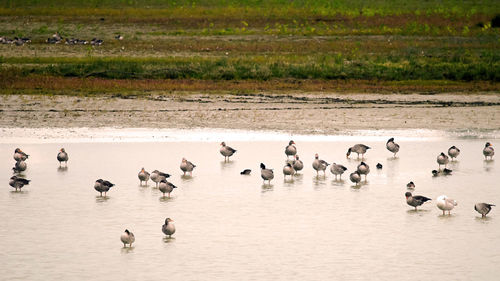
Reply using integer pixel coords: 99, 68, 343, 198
57, 148, 69, 166
483, 142, 494, 160
436, 195, 457, 215
138, 168, 150, 186
150, 170, 170, 187
312, 153, 329, 176
386, 138, 400, 157
260, 163, 274, 184
159, 179, 177, 198
282, 163, 295, 179
120, 229, 135, 247
292, 155, 304, 173
9, 176, 30, 191
405, 192, 431, 210
13, 160, 27, 173
162, 218, 176, 238
447, 146, 460, 161
474, 203, 495, 218
437, 152, 449, 170
330, 163, 347, 180
13, 148, 29, 161
356, 162, 370, 180
220, 142, 237, 161
285, 140, 297, 159
346, 144, 370, 159
406, 181, 415, 189
180, 158, 196, 176
94, 179, 115, 196
349, 171, 361, 186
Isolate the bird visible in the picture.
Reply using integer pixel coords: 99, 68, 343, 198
260, 163, 274, 184
432, 170, 439, 176
285, 140, 297, 159
436, 195, 457, 215
180, 158, 196, 176
356, 162, 370, 180
349, 171, 361, 186
115, 34, 124, 40
330, 163, 347, 180
282, 162, 295, 179
386, 138, 400, 157
9, 176, 30, 191
483, 142, 494, 160
292, 155, 304, 173
162, 218, 176, 238
57, 148, 68, 166
447, 146, 460, 161
150, 170, 170, 187
159, 179, 177, 197
13, 160, 27, 173
220, 142, 237, 161
94, 179, 114, 196
13, 148, 29, 161
376, 163, 383, 169
138, 168, 150, 186
120, 229, 135, 247
437, 152, 449, 170
240, 169, 251, 175
443, 168, 452, 175
346, 144, 370, 159
406, 181, 415, 189
312, 153, 329, 176
405, 192, 431, 210
474, 203, 495, 217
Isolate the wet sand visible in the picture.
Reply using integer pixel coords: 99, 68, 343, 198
1, 93, 499, 133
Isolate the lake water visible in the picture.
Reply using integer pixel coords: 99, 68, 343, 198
1, 128, 499, 280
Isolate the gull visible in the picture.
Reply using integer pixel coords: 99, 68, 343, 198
346, 144, 370, 159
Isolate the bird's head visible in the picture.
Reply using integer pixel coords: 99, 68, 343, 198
260, 163, 266, 169
346, 148, 352, 157
221, 142, 226, 146
405, 192, 412, 198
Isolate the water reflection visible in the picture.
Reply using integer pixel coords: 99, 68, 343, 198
120, 247, 135, 254
95, 196, 110, 203
57, 166, 68, 173
220, 160, 235, 169
163, 237, 176, 244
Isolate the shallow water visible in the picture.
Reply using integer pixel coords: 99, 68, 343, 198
1, 129, 499, 280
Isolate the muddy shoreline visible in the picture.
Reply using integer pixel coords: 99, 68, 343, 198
1, 93, 499, 134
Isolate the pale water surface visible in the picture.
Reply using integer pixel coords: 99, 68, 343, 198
1, 129, 499, 280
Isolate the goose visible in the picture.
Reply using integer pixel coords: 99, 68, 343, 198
386, 138, 400, 157
282, 163, 295, 179
57, 148, 68, 166
483, 142, 494, 160
292, 155, 304, 173
431, 170, 439, 176
437, 152, 449, 170
346, 144, 370, 159
150, 170, 170, 187
405, 192, 431, 210
356, 162, 370, 180
13, 148, 29, 161
13, 160, 27, 172
138, 168, 150, 186
474, 203, 495, 217
9, 176, 30, 191
120, 229, 135, 247
349, 171, 361, 185
312, 153, 329, 175
406, 181, 415, 189
162, 218, 176, 238
376, 163, 383, 169
285, 140, 297, 159
447, 146, 460, 161
159, 179, 177, 197
180, 158, 196, 176
94, 179, 114, 196
330, 163, 347, 179
260, 163, 274, 184
240, 169, 251, 175
436, 195, 457, 215
220, 142, 236, 161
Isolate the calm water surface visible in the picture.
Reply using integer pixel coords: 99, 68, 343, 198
1, 129, 499, 280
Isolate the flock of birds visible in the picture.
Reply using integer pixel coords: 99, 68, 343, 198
7, 140, 496, 247
0, 32, 124, 46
